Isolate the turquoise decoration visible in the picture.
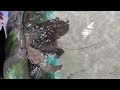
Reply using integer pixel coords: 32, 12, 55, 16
29, 11, 56, 24
46, 54, 62, 79
39, 11, 56, 23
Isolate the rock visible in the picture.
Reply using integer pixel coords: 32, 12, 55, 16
4, 11, 30, 79
27, 45, 62, 73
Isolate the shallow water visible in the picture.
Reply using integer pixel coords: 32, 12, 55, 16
55, 11, 120, 79
2, 11, 120, 79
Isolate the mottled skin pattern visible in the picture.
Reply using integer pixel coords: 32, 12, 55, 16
24, 16, 69, 58
23, 11, 70, 78
35, 18, 69, 52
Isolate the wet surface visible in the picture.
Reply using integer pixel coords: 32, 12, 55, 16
2, 11, 120, 79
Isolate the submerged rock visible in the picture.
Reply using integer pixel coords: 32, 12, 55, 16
27, 45, 62, 73
4, 11, 30, 79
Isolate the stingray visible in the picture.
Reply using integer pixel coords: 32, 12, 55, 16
22, 11, 70, 78
25, 17, 70, 58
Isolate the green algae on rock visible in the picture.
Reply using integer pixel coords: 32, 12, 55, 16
5, 30, 17, 56
4, 11, 30, 79
4, 58, 30, 79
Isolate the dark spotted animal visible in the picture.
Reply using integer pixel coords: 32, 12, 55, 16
28, 18, 69, 58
